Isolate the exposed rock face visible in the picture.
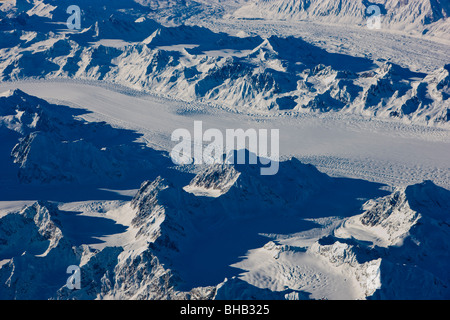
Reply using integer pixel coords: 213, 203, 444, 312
1, 89, 161, 185
1, 2, 449, 125
314, 180, 450, 299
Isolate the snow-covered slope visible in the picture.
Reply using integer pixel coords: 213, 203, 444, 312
1, 0, 449, 301
128, 0, 450, 40
231, 180, 450, 300
0, 201, 78, 299
326, 180, 450, 299
0, 3, 448, 125
232, 0, 450, 39
2, 167, 448, 299
0, 89, 167, 185
0, 90, 449, 299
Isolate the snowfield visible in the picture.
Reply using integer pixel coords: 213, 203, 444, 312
0, 0, 449, 300
0, 82, 449, 300
1, 2, 449, 125
1, 80, 448, 190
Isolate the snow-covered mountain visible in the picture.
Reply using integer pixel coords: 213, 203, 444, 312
1, 151, 449, 299
120, 0, 450, 40
329, 180, 450, 299
0, 201, 78, 299
1, 0, 449, 302
0, 1, 449, 125
232, 0, 450, 39
0, 92, 448, 299
0, 88, 171, 186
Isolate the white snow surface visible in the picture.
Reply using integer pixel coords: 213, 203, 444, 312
1, 1, 449, 125
0, 81, 448, 190
0, 83, 449, 300
232, 0, 450, 40
0, 0, 449, 301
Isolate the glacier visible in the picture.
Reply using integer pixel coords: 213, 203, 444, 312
0, 0, 449, 125
0, 90, 448, 299
0, 0, 449, 301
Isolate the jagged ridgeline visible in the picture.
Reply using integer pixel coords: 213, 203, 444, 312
0, 0, 448, 125
0, 0, 449, 301
0, 83, 449, 300
234, 0, 450, 37
1, 174, 449, 299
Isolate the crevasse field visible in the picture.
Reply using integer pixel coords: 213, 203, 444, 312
0, 0, 449, 301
